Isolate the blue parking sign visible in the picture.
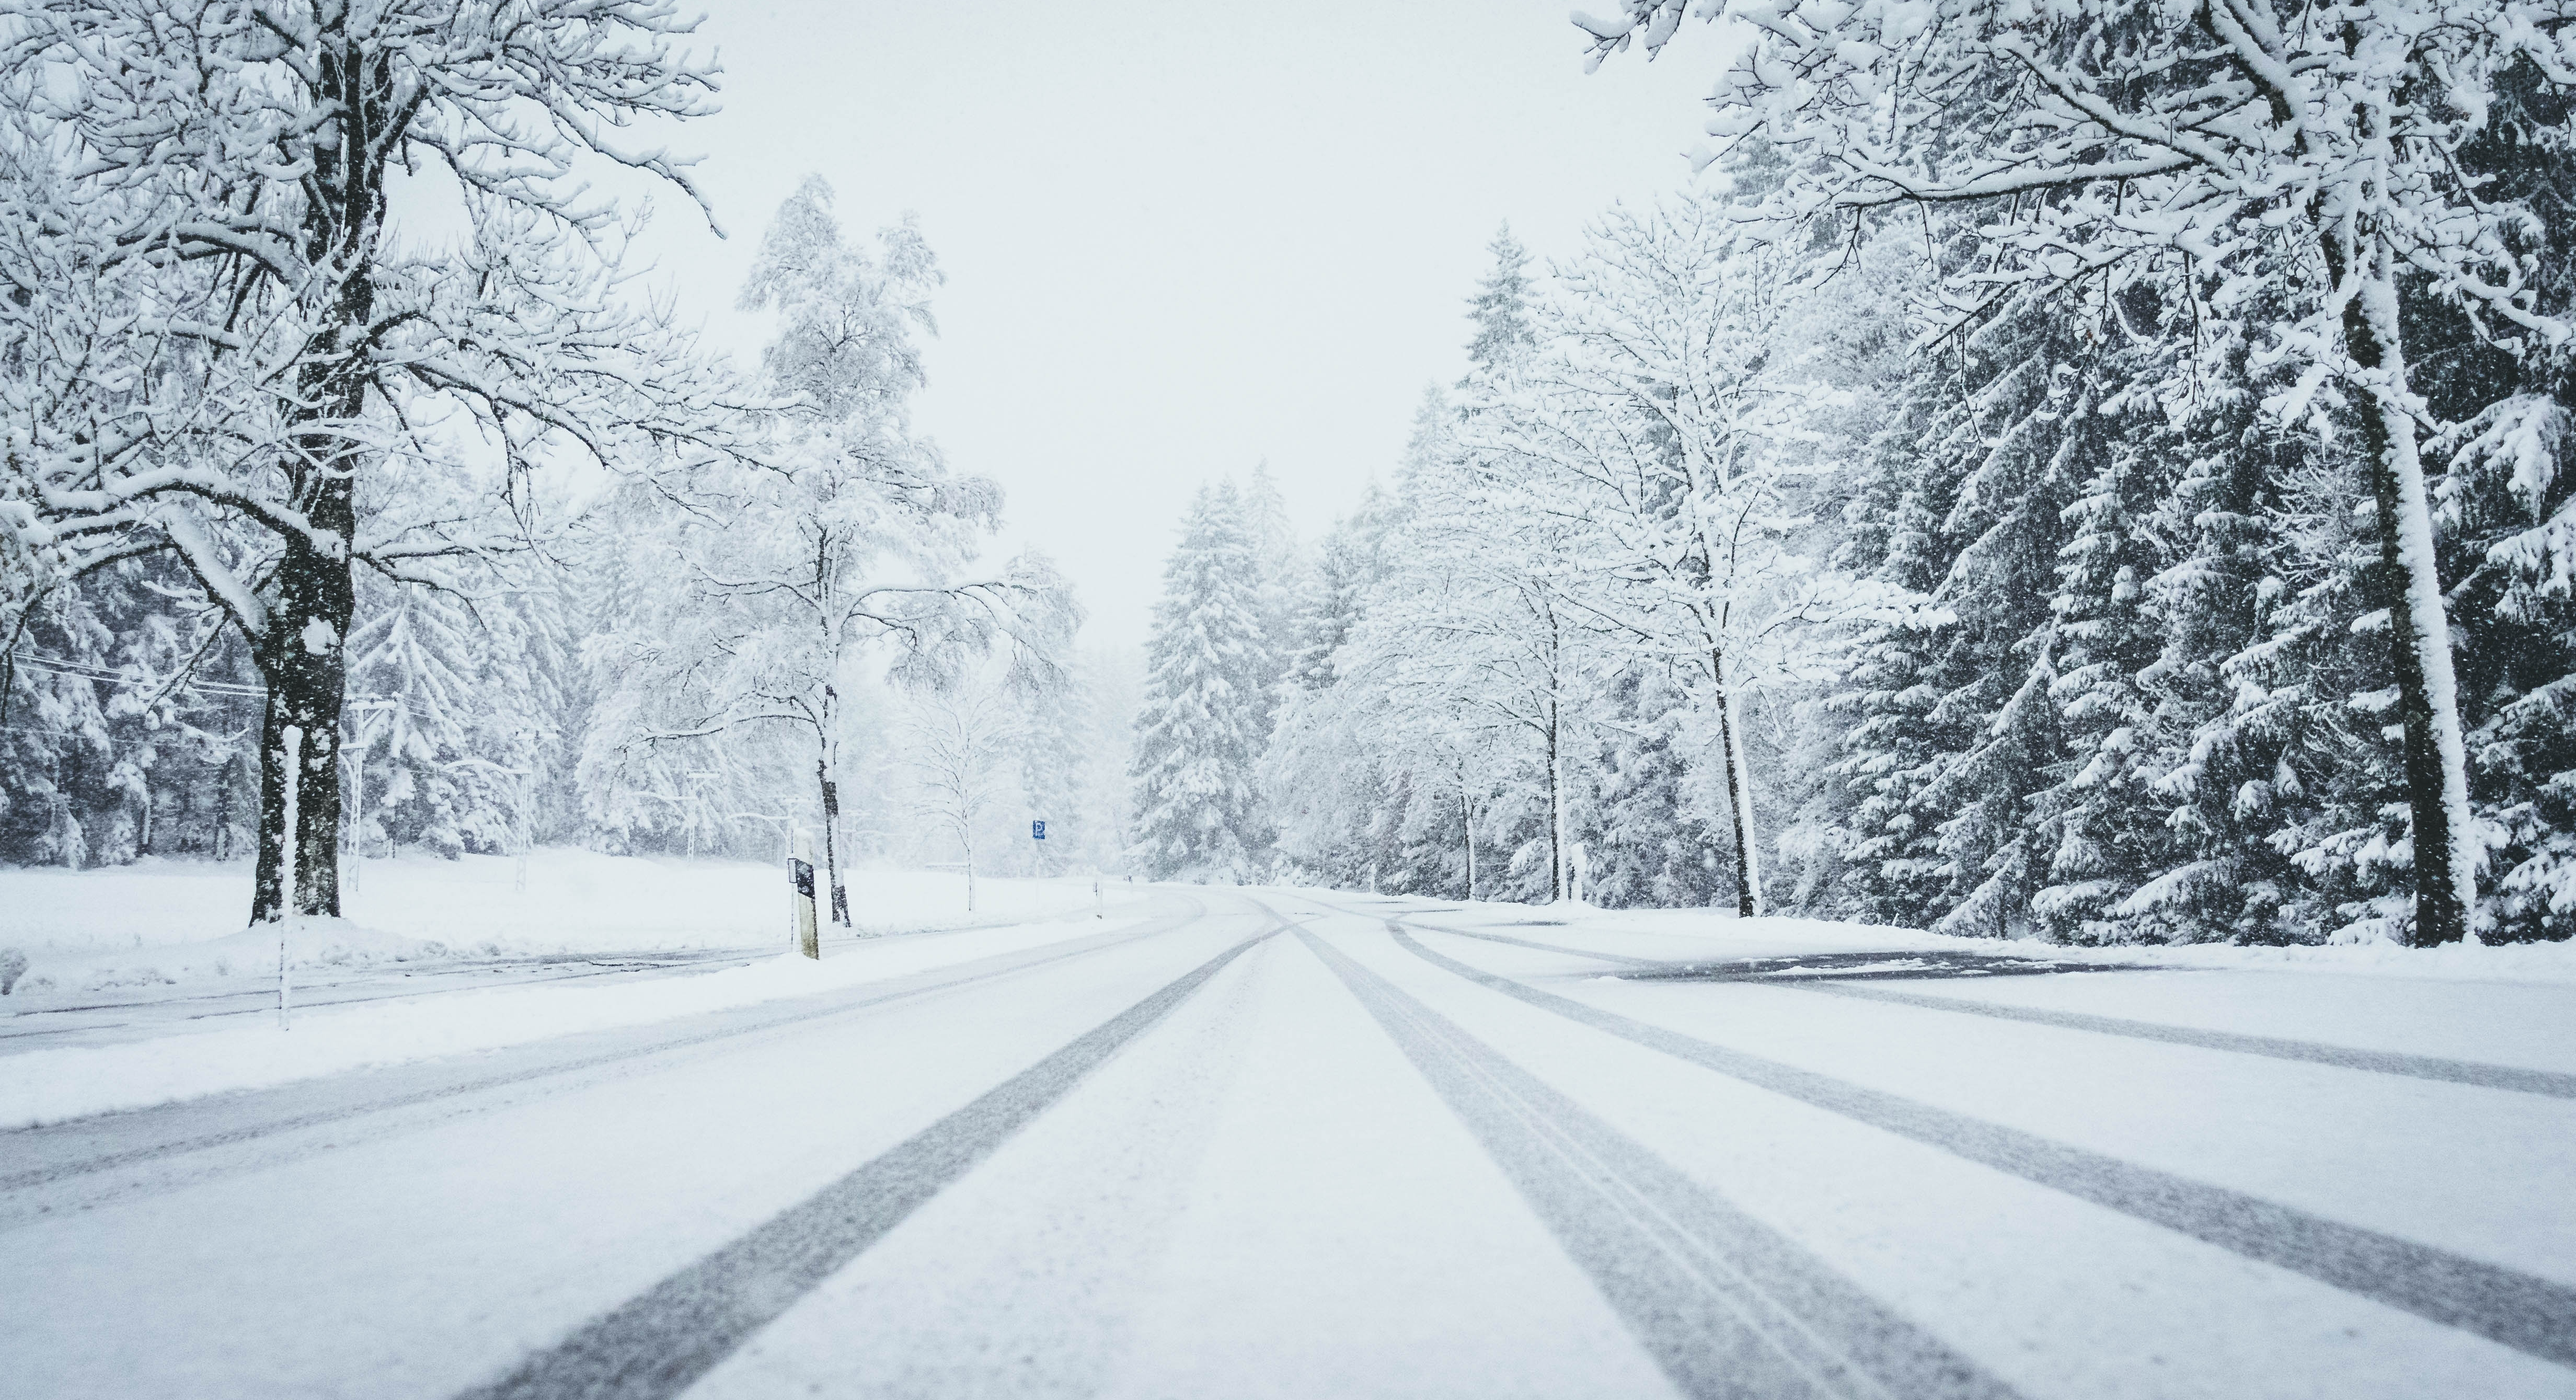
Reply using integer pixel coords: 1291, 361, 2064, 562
1031, 820, 1047, 841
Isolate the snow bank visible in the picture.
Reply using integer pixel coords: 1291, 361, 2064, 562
1454, 905, 2576, 986
0, 850, 1096, 994
0, 912, 1122, 1129
20, 916, 450, 993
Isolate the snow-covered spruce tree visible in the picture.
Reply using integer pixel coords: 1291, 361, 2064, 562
1811, 278, 2069, 931
1264, 501, 1400, 889
589, 179, 1074, 925
2021, 305, 2202, 944
1579, 668, 1728, 909
1240, 460, 1303, 738
2134, 301, 2360, 944
0, 0, 743, 921
1464, 225, 1543, 380
2409, 65, 2576, 942
1585, 0, 2576, 945
1130, 482, 1275, 882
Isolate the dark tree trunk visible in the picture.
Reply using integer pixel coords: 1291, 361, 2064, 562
250, 533, 353, 922
2326, 229, 2477, 947
1714, 677, 1762, 920
247, 23, 388, 923
820, 762, 851, 927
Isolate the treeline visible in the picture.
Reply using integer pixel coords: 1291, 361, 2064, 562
1135, 51, 2576, 946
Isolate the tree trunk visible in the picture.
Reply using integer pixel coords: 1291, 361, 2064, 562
250, 536, 351, 922
1459, 778, 1476, 902
1712, 656, 1764, 919
249, 27, 381, 924
1547, 702, 1569, 903
2334, 237, 2478, 947
818, 757, 851, 927
214, 751, 234, 862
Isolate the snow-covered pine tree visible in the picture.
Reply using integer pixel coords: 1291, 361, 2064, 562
1129, 482, 1275, 882
1239, 461, 1301, 740
1463, 225, 1540, 381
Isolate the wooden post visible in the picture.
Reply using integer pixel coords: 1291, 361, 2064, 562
791, 828, 821, 960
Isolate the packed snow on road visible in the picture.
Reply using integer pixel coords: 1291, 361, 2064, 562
10, 0, 2576, 1393
6, 860, 2573, 1397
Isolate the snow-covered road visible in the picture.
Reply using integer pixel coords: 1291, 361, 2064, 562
6, 889, 2574, 1399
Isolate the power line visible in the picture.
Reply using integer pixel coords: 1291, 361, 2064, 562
6, 650, 405, 708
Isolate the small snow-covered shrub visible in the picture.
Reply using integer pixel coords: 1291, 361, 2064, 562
0, 947, 27, 995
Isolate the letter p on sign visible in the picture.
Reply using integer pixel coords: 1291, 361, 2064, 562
1031, 820, 1047, 841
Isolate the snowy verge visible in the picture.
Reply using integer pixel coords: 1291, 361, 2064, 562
0, 911, 1132, 1130
0, 851, 1100, 995
1398, 902, 2576, 987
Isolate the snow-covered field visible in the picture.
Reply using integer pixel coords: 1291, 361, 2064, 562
0, 848, 1105, 995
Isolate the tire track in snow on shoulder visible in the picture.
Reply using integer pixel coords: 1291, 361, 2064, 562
1384, 921, 2576, 1372
1406, 917, 2576, 1099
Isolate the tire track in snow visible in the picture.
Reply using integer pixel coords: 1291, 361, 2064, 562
1287, 920, 2021, 1400
1780, 981, 2576, 1100
0, 900, 1205, 1205
1409, 919, 2576, 1100
1383, 921, 2576, 1372
451, 921, 1280, 1400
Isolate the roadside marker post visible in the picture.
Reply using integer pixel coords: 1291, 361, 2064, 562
790, 829, 820, 960
277, 724, 302, 1031
1092, 875, 1103, 920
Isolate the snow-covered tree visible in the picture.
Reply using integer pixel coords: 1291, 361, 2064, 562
1471, 197, 1916, 913
588, 179, 1074, 925
1130, 482, 1275, 881
896, 676, 1021, 912
0, 0, 743, 920
1582, 0, 2576, 944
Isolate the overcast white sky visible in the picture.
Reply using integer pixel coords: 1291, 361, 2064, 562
629, 1, 1721, 649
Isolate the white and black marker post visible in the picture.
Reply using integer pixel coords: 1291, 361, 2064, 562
790, 828, 821, 960
1092, 874, 1103, 920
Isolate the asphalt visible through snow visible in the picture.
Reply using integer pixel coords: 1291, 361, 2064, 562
5, 890, 2574, 1399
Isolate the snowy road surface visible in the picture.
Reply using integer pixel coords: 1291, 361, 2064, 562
6, 890, 2575, 1399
